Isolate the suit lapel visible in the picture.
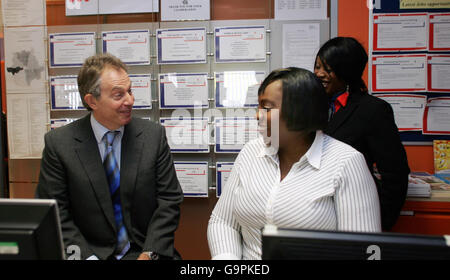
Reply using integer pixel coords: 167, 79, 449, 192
73, 115, 116, 232
120, 119, 144, 230
326, 93, 363, 135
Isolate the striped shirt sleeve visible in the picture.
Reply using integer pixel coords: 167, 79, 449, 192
334, 151, 382, 232
207, 162, 243, 260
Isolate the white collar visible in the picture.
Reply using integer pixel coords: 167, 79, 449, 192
257, 130, 324, 170
90, 113, 124, 144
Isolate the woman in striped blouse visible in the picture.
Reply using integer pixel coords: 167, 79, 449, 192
207, 67, 381, 260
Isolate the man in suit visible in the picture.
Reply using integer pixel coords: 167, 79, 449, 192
36, 53, 183, 260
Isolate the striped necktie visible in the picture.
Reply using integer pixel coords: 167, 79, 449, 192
103, 131, 129, 256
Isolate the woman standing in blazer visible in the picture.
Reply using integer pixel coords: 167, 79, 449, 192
314, 37, 410, 231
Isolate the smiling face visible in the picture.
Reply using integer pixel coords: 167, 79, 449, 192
84, 66, 134, 130
314, 56, 347, 98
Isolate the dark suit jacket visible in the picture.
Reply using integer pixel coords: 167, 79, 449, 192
324, 92, 410, 231
36, 115, 183, 259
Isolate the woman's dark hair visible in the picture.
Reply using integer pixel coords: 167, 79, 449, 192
258, 67, 328, 133
316, 37, 368, 94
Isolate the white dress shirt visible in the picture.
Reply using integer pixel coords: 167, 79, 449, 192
207, 131, 381, 260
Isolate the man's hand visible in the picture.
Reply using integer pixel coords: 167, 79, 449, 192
137, 252, 151, 260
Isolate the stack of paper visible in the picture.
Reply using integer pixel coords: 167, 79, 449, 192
407, 173, 432, 198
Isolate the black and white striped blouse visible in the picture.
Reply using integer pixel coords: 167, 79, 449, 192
207, 131, 381, 260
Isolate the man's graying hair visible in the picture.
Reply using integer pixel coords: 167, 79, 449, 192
77, 53, 128, 111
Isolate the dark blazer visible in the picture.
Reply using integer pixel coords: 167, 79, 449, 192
325, 92, 410, 231
36, 115, 183, 259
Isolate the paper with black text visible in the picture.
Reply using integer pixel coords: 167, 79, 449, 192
174, 162, 209, 197
373, 13, 428, 51
159, 73, 209, 108
156, 27, 207, 64
375, 94, 426, 131
1, 0, 45, 26
282, 23, 320, 71
429, 13, 450, 51
215, 26, 266, 63
428, 55, 450, 92
423, 97, 450, 135
102, 30, 150, 65
7, 93, 49, 159
275, 0, 327, 20
49, 32, 96, 68
372, 54, 427, 92
160, 118, 210, 153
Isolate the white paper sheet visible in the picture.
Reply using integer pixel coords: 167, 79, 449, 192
1, 0, 45, 26
160, 118, 210, 153
4, 26, 47, 93
174, 162, 209, 197
161, 0, 210, 21
159, 73, 209, 108
49, 32, 96, 68
7, 93, 49, 159
216, 162, 234, 197
129, 74, 152, 109
282, 23, 320, 71
428, 55, 450, 92
215, 71, 265, 108
156, 28, 207, 64
429, 13, 450, 51
50, 76, 84, 110
374, 94, 426, 131
373, 13, 428, 51
102, 30, 150, 65
215, 26, 266, 63
423, 97, 450, 135
214, 117, 259, 153
275, 0, 327, 20
372, 54, 427, 92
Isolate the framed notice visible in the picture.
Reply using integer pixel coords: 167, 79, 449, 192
372, 54, 427, 92
174, 161, 209, 197
129, 74, 152, 109
215, 71, 264, 108
49, 32, 96, 68
374, 94, 426, 131
215, 26, 266, 63
50, 76, 84, 110
429, 13, 450, 51
216, 162, 234, 197
214, 117, 259, 153
160, 117, 210, 153
423, 97, 450, 135
4, 26, 47, 94
102, 30, 150, 65
373, 13, 428, 52
159, 73, 209, 109
427, 55, 450, 92
156, 27, 207, 64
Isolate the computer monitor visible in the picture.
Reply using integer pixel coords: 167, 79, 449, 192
261, 225, 450, 260
0, 198, 65, 260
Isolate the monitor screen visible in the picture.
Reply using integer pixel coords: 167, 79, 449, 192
262, 225, 450, 260
0, 199, 65, 260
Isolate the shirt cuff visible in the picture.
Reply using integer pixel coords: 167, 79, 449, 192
211, 253, 241, 260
